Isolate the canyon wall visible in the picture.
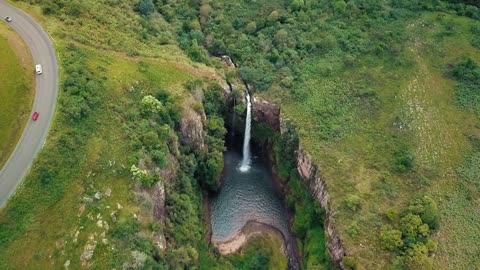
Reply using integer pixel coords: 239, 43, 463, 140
250, 97, 346, 268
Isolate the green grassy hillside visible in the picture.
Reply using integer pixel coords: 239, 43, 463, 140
0, 22, 33, 168
0, 1, 267, 269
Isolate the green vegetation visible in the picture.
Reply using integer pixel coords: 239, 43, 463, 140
256, 122, 334, 269
379, 196, 439, 269
2, 0, 480, 269
229, 235, 287, 270
162, 0, 480, 269
449, 57, 480, 116
0, 23, 33, 168
196, 82, 227, 192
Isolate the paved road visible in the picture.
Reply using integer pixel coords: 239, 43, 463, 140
0, 1, 58, 208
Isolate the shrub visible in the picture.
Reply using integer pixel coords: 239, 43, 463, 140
137, 0, 155, 16
245, 21, 257, 34
345, 194, 362, 211
404, 243, 433, 270
343, 256, 357, 269
400, 213, 429, 245
130, 165, 160, 187
111, 218, 141, 240
394, 148, 415, 173
386, 208, 399, 221
141, 95, 164, 115
380, 226, 403, 251
408, 196, 439, 230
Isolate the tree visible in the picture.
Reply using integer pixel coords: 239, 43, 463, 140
274, 29, 289, 45
199, 4, 212, 24
401, 213, 428, 245
290, 0, 305, 11
380, 226, 403, 251
267, 10, 280, 21
408, 196, 439, 229
404, 243, 433, 270
245, 21, 257, 34
137, 0, 155, 16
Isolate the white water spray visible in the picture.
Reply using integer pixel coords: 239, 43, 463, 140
239, 92, 252, 172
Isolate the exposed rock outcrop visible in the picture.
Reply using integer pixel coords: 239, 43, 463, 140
252, 97, 281, 132
249, 98, 346, 268
153, 181, 166, 221
179, 109, 205, 151
296, 146, 345, 267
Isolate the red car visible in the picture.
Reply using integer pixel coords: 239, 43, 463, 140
32, 112, 39, 121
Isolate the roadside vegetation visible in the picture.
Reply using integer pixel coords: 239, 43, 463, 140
0, 23, 33, 168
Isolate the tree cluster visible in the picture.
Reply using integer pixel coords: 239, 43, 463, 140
380, 196, 439, 270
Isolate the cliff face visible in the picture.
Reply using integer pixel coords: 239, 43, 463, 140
179, 108, 206, 151
248, 97, 346, 268
295, 145, 345, 267
252, 97, 281, 132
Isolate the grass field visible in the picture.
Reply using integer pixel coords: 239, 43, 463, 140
0, 22, 33, 168
260, 12, 480, 269
0, 43, 199, 269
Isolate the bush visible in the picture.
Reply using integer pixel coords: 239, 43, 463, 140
343, 256, 358, 269
137, 0, 155, 16
449, 58, 480, 115
408, 196, 439, 230
394, 148, 415, 173
404, 243, 433, 270
380, 226, 403, 251
345, 194, 362, 211
111, 218, 141, 240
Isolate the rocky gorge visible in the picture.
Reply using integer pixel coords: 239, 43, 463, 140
241, 93, 346, 268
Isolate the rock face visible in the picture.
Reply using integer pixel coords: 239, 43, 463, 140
179, 109, 205, 151
252, 97, 281, 132
296, 146, 345, 267
153, 180, 166, 221
241, 96, 346, 268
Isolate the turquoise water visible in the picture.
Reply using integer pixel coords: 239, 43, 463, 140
210, 148, 290, 242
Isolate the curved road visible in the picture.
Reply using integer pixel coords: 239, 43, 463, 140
0, 1, 58, 208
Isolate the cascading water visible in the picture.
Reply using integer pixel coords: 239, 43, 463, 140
239, 92, 252, 172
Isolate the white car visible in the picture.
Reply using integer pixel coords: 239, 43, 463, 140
35, 64, 43, 75
4, 16, 12, 22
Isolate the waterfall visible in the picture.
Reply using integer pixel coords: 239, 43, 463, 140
239, 92, 252, 172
